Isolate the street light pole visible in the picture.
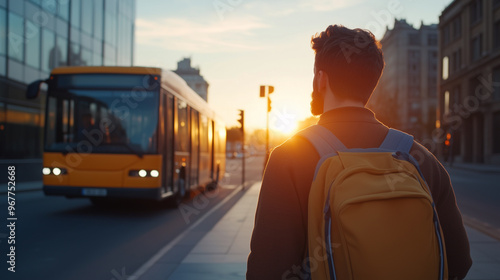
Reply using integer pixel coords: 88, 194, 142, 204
260, 85, 274, 162
238, 110, 245, 188
266, 96, 270, 156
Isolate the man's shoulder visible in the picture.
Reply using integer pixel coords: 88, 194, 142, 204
409, 140, 449, 180
268, 130, 321, 165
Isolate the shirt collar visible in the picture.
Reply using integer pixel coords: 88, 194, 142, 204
318, 106, 380, 124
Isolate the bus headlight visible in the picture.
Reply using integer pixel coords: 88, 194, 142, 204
129, 169, 160, 178
43, 167, 67, 176
150, 170, 159, 178
138, 169, 147, 178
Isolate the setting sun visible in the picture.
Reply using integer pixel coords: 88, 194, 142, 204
270, 108, 299, 135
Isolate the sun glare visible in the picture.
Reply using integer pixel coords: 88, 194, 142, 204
271, 110, 299, 135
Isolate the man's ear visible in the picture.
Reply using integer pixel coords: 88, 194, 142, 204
318, 70, 329, 92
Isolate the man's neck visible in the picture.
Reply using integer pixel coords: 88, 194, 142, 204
323, 93, 365, 112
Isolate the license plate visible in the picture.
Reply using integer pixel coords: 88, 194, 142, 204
82, 188, 107, 197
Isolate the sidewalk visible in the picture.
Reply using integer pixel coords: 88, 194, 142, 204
444, 162, 500, 173
133, 181, 500, 280
134, 182, 259, 280
166, 183, 257, 280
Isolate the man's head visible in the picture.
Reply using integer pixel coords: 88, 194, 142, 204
310, 25, 384, 116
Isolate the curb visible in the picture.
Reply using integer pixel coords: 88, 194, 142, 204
129, 181, 253, 280
444, 164, 500, 174
462, 215, 500, 242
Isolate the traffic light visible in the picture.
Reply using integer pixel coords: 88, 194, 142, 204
259, 85, 274, 97
267, 97, 271, 112
238, 109, 244, 132
445, 133, 451, 146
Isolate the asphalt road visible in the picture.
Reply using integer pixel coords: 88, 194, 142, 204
2, 155, 497, 279
0, 156, 265, 280
447, 167, 500, 233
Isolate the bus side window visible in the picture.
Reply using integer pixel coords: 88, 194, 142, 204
164, 92, 174, 190
176, 99, 188, 152
190, 109, 199, 187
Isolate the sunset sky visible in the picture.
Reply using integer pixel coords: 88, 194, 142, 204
134, 0, 453, 134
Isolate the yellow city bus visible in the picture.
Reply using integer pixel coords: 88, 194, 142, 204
27, 66, 226, 207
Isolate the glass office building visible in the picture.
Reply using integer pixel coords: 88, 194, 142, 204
0, 0, 135, 181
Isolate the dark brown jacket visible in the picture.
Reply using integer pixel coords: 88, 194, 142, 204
247, 107, 472, 280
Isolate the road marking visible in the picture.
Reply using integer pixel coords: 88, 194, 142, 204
129, 184, 245, 280
463, 214, 500, 241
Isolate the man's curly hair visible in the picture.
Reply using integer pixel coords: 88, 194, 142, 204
311, 25, 384, 104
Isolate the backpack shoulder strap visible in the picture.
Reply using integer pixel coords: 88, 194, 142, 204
297, 125, 347, 157
379, 128, 414, 153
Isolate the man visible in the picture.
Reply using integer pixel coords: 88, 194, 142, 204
247, 25, 471, 279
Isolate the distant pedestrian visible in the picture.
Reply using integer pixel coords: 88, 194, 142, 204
247, 25, 471, 280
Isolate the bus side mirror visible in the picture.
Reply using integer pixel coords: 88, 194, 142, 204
26, 79, 46, 99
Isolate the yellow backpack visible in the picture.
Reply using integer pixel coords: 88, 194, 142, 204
298, 125, 448, 280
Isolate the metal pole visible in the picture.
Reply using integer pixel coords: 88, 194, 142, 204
242, 127, 245, 189
266, 95, 270, 156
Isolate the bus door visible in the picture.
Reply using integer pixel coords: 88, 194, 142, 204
163, 94, 174, 193
190, 110, 199, 189
174, 98, 190, 191
210, 120, 215, 180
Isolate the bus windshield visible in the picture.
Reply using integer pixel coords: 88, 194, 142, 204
45, 74, 159, 155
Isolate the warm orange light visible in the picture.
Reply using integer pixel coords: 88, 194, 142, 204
446, 133, 451, 140
445, 140, 450, 146
272, 118, 298, 135
435, 120, 441, 129
154, 76, 158, 80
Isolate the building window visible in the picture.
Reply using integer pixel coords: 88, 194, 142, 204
0, 8, 6, 55
42, 29, 55, 72
451, 49, 462, 73
58, 0, 69, 20
458, 49, 462, 70
5, 104, 43, 158
81, 0, 93, 35
442, 56, 449, 80
8, 12, 24, 62
443, 24, 450, 45
105, 0, 118, 46
493, 66, 500, 101
470, 34, 483, 62
409, 33, 420, 45
70, 0, 80, 28
41, 0, 56, 14
494, 20, 500, 50
428, 33, 438, 46
26, 20, 41, 69
470, 0, 483, 24
494, 0, 500, 8
69, 43, 81, 65
452, 16, 461, 39
493, 112, 500, 154
444, 91, 450, 115
94, 0, 104, 39
56, 36, 67, 67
